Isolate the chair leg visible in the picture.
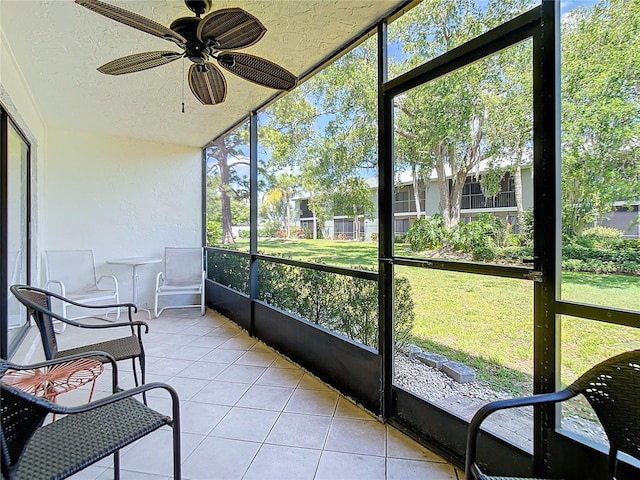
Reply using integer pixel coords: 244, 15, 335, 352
172, 401, 182, 479
114, 450, 120, 480
140, 354, 148, 405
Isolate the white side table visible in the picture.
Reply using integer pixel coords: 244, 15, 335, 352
107, 257, 162, 319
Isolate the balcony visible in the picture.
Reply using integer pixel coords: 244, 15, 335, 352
11, 307, 461, 480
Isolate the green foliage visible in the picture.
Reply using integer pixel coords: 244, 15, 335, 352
257, 260, 415, 349
238, 229, 250, 239
578, 226, 623, 249
406, 215, 445, 251
472, 245, 498, 261
206, 220, 222, 246
561, 0, 640, 238
206, 251, 250, 295
497, 246, 534, 262
258, 221, 281, 238
518, 209, 534, 247
394, 234, 406, 244
453, 214, 505, 252
562, 243, 640, 275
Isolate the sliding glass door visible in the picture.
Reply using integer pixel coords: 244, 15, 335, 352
1, 108, 31, 358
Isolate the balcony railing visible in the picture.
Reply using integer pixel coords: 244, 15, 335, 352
462, 191, 516, 210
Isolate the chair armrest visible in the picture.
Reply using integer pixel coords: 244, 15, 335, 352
66, 319, 150, 334
464, 389, 577, 480
0, 351, 120, 397
44, 279, 66, 297
155, 271, 164, 290
96, 274, 119, 293
46, 382, 180, 419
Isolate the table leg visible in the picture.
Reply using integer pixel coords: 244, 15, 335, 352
131, 264, 152, 319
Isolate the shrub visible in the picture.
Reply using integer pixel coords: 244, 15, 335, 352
452, 218, 496, 252
238, 229, 250, 239
472, 245, 498, 261
206, 220, 222, 245
576, 226, 623, 249
406, 215, 445, 251
259, 220, 281, 238
497, 246, 534, 262
371, 233, 378, 242
518, 209, 534, 247
257, 259, 415, 349
206, 251, 250, 294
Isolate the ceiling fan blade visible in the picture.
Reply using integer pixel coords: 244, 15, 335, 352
98, 51, 182, 75
217, 53, 297, 91
197, 8, 266, 50
188, 63, 227, 105
75, 0, 187, 46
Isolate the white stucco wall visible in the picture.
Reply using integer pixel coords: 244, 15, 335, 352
44, 128, 202, 309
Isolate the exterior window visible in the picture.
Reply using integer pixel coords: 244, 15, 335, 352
395, 218, 410, 234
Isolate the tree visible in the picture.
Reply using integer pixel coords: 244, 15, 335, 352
261, 173, 299, 238
332, 177, 375, 241
391, 0, 533, 228
205, 126, 250, 244
560, 0, 640, 238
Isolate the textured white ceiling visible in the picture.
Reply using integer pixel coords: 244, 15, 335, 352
1, 0, 404, 147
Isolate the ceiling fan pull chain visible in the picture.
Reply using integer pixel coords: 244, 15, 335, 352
182, 57, 186, 113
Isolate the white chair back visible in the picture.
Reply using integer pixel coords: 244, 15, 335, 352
44, 250, 98, 293
164, 248, 203, 287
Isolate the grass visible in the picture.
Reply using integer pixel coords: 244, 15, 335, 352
217, 238, 640, 394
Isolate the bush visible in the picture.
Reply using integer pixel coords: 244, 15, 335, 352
394, 233, 407, 244
259, 221, 281, 238
406, 215, 445, 251
238, 229, 250, 239
576, 226, 623, 249
258, 259, 415, 349
518, 209, 534, 247
206, 251, 250, 294
206, 220, 222, 245
371, 233, 378, 242
497, 246, 534, 262
561, 244, 640, 275
472, 245, 498, 261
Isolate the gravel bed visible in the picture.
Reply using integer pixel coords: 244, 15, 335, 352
394, 352, 509, 403
394, 352, 607, 446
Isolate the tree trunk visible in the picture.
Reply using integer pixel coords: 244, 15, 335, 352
216, 139, 236, 245
312, 212, 317, 240
285, 196, 291, 238
411, 164, 422, 219
352, 204, 360, 241
435, 144, 453, 227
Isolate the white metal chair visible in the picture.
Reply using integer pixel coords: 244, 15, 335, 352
44, 249, 120, 327
154, 247, 205, 318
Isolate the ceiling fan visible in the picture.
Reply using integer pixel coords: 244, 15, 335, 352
75, 0, 298, 105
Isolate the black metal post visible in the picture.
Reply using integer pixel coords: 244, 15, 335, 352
249, 112, 258, 337
532, 0, 561, 475
378, 21, 395, 420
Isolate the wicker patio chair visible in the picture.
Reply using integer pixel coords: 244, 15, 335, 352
465, 349, 640, 480
10, 284, 149, 394
0, 355, 181, 480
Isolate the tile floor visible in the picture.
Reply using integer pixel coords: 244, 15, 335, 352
11, 308, 463, 480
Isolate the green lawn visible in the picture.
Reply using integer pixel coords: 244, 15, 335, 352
219, 238, 640, 393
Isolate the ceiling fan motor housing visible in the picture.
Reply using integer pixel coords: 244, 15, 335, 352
185, 0, 212, 16
170, 17, 208, 63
